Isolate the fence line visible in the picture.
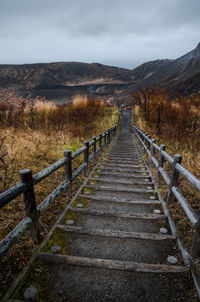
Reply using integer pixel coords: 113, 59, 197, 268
131, 110, 200, 296
0, 119, 119, 257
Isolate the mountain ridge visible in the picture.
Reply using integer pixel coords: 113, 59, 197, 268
0, 43, 200, 103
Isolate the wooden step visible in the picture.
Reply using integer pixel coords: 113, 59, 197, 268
97, 171, 151, 178
105, 160, 142, 165
69, 207, 166, 220
78, 194, 161, 204
90, 178, 153, 186
107, 156, 141, 160
103, 163, 147, 169
39, 253, 188, 274
96, 167, 150, 174
56, 225, 176, 241
85, 184, 155, 194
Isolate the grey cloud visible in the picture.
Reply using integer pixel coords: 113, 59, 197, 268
0, 0, 200, 67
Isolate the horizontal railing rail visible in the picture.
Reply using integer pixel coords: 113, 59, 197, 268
0, 122, 119, 258
132, 123, 200, 229
132, 116, 200, 296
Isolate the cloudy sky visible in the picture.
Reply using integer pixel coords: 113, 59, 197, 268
0, 0, 200, 69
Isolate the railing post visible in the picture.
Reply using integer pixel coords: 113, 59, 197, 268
104, 131, 107, 147
150, 139, 156, 169
144, 133, 148, 156
142, 131, 146, 151
99, 134, 102, 151
110, 128, 113, 138
156, 144, 166, 182
191, 220, 200, 258
20, 169, 41, 243
108, 129, 111, 143
64, 150, 72, 197
147, 135, 151, 155
92, 136, 97, 162
106, 131, 109, 146
84, 141, 89, 176
114, 125, 117, 136
166, 154, 182, 203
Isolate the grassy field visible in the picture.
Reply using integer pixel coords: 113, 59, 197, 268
0, 91, 118, 298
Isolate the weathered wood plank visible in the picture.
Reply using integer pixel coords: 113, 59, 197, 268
0, 217, 32, 258
37, 180, 69, 212
85, 184, 155, 194
78, 194, 160, 204
56, 225, 176, 241
103, 163, 147, 169
72, 146, 87, 160
0, 182, 26, 209
90, 177, 153, 186
97, 171, 150, 178
38, 253, 188, 273
96, 167, 148, 173
33, 157, 67, 185
69, 207, 166, 220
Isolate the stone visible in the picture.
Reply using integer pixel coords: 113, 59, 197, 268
154, 209, 161, 214
77, 203, 83, 208
167, 256, 178, 265
90, 182, 95, 185
51, 245, 61, 254
24, 285, 39, 301
159, 227, 168, 234
94, 175, 99, 178
84, 191, 90, 195
145, 179, 149, 182
66, 219, 74, 225
147, 186, 152, 189
150, 196, 155, 200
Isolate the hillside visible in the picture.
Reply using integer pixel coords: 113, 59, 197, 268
0, 62, 128, 89
141, 42, 200, 88
0, 43, 200, 104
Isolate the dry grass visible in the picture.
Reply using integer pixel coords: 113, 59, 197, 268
134, 99, 200, 257
0, 92, 118, 298
0, 94, 118, 236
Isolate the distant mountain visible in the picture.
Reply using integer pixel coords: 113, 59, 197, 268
113, 59, 173, 83
0, 43, 200, 104
0, 62, 128, 89
141, 42, 200, 88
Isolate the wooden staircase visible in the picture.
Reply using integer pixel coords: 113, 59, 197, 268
9, 111, 195, 302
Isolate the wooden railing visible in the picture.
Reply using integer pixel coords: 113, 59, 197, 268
132, 117, 200, 296
0, 122, 119, 258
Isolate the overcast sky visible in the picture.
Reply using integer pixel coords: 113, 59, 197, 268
0, 0, 200, 69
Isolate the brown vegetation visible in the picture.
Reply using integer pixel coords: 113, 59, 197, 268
132, 87, 200, 260
0, 89, 118, 298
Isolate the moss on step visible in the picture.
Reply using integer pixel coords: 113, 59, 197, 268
82, 186, 94, 194
63, 210, 79, 225
44, 229, 68, 254
89, 179, 98, 185
73, 197, 90, 208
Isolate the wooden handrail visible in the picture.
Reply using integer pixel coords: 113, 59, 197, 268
0, 122, 118, 258
132, 122, 200, 255
132, 115, 200, 297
